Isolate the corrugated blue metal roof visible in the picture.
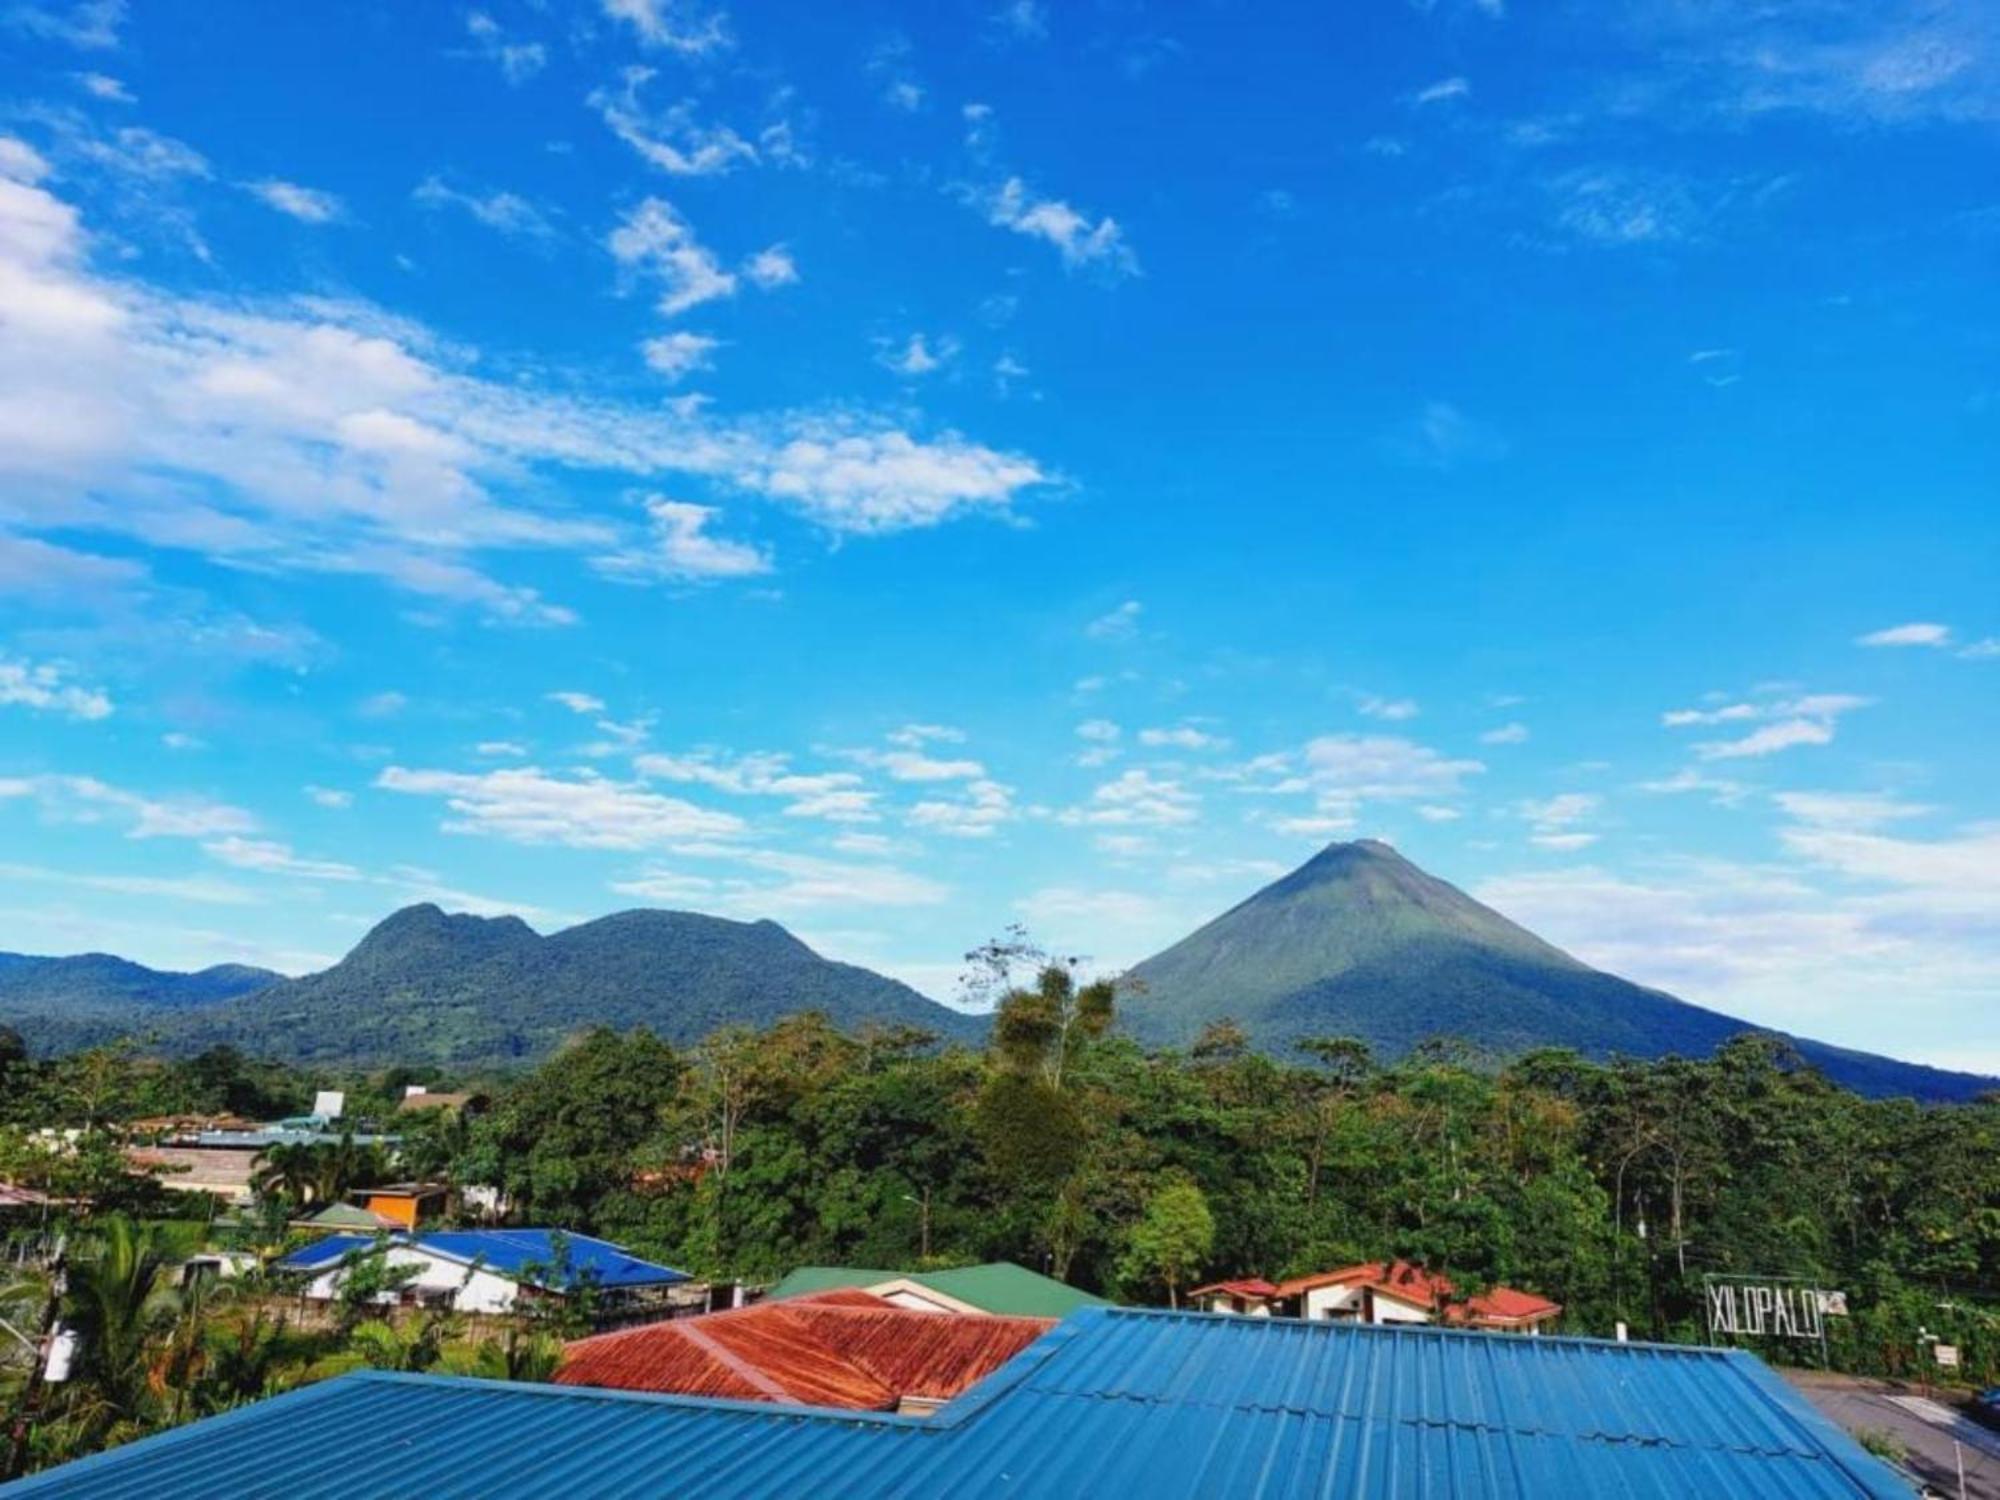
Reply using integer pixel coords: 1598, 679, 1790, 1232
272, 1228, 686, 1290
274, 1232, 375, 1272
3, 1309, 1911, 1498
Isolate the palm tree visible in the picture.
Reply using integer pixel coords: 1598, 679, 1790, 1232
57, 1216, 170, 1441
251, 1143, 319, 1206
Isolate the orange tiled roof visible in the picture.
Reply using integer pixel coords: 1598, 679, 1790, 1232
554, 1290, 1054, 1410
1189, 1278, 1281, 1300
1273, 1260, 1560, 1324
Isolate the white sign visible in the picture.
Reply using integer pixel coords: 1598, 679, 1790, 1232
1935, 1344, 1960, 1369
1705, 1281, 1845, 1341
312, 1089, 345, 1120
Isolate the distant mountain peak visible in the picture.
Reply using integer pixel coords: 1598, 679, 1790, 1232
1124, 842, 1994, 1103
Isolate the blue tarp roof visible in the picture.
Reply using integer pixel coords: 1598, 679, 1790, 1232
3, 1308, 1909, 1498
274, 1228, 687, 1291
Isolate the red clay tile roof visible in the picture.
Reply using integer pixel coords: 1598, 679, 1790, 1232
1448, 1286, 1563, 1324
1273, 1260, 1560, 1325
554, 1290, 1055, 1410
1188, 1279, 1280, 1300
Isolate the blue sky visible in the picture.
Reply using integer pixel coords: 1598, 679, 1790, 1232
1, 0, 1995, 1071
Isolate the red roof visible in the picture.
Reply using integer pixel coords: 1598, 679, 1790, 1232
1448, 1286, 1563, 1325
1273, 1260, 1561, 1325
554, 1290, 1054, 1410
1189, 1279, 1280, 1300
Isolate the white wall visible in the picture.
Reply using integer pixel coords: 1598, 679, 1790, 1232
301, 1246, 524, 1314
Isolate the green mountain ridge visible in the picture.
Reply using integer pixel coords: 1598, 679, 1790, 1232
0, 905, 982, 1069
2, 842, 1990, 1102
1122, 839, 1995, 1103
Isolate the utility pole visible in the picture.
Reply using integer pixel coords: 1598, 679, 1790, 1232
3, 1235, 66, 1482
902, 1188, 932, 1262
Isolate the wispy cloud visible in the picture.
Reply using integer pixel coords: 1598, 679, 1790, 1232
1857, 621, 1952, 648
598, 0, 730, 55
594, 496, 770, 582
975, 177, 1137, 274
247, 178, 343, 224
413, 176, 556, 239
0, 657, 111, 719
465, 11, 545, 84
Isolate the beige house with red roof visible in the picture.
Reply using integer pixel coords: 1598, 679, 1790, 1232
1191, 1260, 1561, 1333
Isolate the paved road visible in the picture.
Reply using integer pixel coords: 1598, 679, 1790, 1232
1787, 1371, 2000, 1498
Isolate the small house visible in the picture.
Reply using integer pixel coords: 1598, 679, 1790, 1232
1191, 1260, 1562, 1333
276, 1228, 689, 1316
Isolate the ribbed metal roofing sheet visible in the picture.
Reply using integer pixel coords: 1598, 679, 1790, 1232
555, 1289, 1054, 1408
3, 1308, 1912, 1498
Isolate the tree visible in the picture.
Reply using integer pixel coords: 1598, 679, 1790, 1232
1120, 1179, 1215, 1309
56, 1217, 171, 1442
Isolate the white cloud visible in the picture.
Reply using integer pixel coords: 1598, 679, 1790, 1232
1667, 690, 1870, 760
73, 71, 131, 102
613, 845, 945, 913
635, 748, 876, 823
1638, 767, 1750, 806
547, 691, 606, 715
1414, 76, 1471, 105
1300, 733, 1484, 804
1773, 791, 1933, 830
1059, 768, 1197, 828
1520, 791, 1601, 850
859, 747, 984, 783
203, 835, 360, 881
1857, 621, 1952, 648
879, 333, 956, 377
474, 740, 527, 758
304, 784, 352, 808
640, 330, 720, 381
465, 12, 546, 84
377, 764, 743, 847
1960, 638, 2000, 660
743, 245, 797, 288
907, 777, 1014, 838
1076, 718, 1120, 743
599, 0, 729, 54
1358, 695, 1419, 722
1085, 599, 1142, 641
740, 424, 1046, 533
6, 0, 123, 49
1546, 169, 1701, 247
597, 496, 770, 581
0, 773, 255, 840
1480, 722, 1529, 745
608, 196, 737, 315
992, 1, 1047, 41
413, 176, 555, 239
0, 860, 254, 906
591, 69, 757, 177
1416, 805, 1462, 822
886, 723, 964, 747
978, 177, 1136, 274
0, 657, 111, 719
1137, 724, 1224, 750
247, 179, 343, 225
0, 164, 1051, 618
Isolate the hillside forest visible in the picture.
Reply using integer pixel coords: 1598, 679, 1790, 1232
2, 956, 1997, 1470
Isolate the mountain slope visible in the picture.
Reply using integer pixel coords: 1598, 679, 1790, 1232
0, 952, 282, 1055
1123, 840, 1995, 1103
94, 904, 980, 1069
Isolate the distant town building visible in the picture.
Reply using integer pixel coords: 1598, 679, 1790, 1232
275, 1228, 689, 1316
557, 1289, 1052, 1415
763, 1262, 1109, 1319
1190, 1260, 1562, 1333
